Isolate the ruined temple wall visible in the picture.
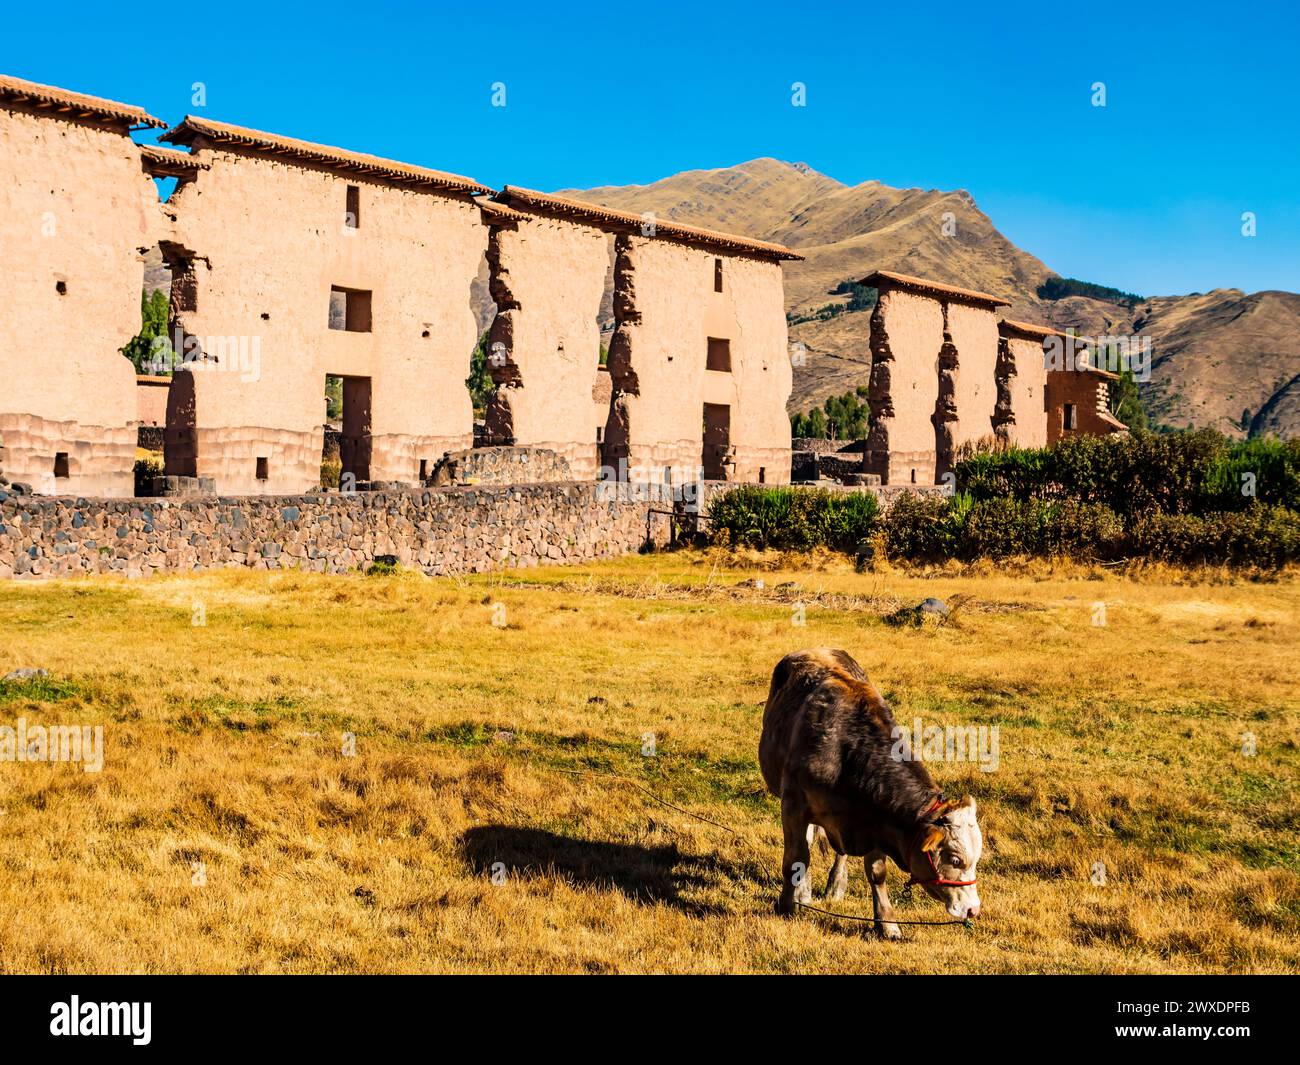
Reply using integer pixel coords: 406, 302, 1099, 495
606, 236, 790, 485
0, 107, 151, 496
1000, 335, 1048, 448
866, 289, 942, 485
163, 148, 482, 494
485, 214, 608, 481
946, 302, 1001, 451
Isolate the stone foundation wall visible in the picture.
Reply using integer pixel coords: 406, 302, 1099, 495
0, 478, 954, 581
430, 446, 572, 486
0, 482, 669, 579
0, 413, 136, 498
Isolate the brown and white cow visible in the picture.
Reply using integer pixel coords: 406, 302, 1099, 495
759, 648, 983, 938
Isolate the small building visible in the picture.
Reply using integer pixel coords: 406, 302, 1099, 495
861, 270, 1009, 484
1045, 339, 1127, 443
155, 115, 492, 494
0, 75, 165, 496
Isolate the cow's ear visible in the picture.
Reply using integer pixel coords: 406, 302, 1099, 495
963, 795, 977, 815
920, 825, 945, 853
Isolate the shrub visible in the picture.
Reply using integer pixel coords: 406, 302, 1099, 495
320, 457, 342, 490
1131, 506, 1300, 568
956, 430, 1231, 518
1202, 437, 1300, 512
133, 456, 162, 496
707, 487, 879, 552
880, 492, 959, 562
962, 498, 1125, 560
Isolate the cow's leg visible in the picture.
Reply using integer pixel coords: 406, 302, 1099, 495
776, 798, 813, 916
866, 849, 902, 940
808, 825, 848, 901
824, 851, 849, 901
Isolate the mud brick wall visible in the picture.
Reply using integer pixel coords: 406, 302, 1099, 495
0, 482, 671, 579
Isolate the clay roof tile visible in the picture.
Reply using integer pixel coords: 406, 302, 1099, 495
0, 73, 165, 129
494, 186, 803, 261
998, 318, 1081, 341
161, 115, 491, 195
860, 269, 1010, 309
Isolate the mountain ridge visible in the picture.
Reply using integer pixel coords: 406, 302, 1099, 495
562, 158, 1300, 439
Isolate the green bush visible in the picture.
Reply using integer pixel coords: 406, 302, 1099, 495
133, 457, 162, 496
1131, 506, 1300, 568
707, 487, 879, 552
962, 497, 1125, 560
882, 493, 1125, 562
1202, 437, 1300, 512
957, 430, 1231, 518
880, 491, 958, 561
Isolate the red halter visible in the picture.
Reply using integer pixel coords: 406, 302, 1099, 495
905, 796, 977, 888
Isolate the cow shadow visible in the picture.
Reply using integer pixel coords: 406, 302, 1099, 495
460, 825, 749, 917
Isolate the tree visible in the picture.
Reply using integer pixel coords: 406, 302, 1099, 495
324, 375, 343, 421
466, 331, 495, 413
120, 288, 173, 373
1110, 368, 1148, 431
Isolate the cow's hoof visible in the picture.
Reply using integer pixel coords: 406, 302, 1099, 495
775, 897, 798, 918
877, 924, 903, 941
824, 883, 847, 902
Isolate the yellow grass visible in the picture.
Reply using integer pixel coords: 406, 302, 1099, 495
0, 551, 1297, 973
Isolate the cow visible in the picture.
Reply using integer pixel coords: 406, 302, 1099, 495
759, 648, 983, 938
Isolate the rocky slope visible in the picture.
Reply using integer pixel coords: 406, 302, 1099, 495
565, 158, 1300, 438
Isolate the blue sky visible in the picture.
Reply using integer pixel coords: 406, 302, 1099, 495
4, 0, 1296, 296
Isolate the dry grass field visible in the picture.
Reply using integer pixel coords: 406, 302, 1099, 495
0, 551, 1297, 973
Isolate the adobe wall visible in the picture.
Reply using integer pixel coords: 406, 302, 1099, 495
994, 333, 1048, 448
136, 375, 170, 428
865, 289, 942, 485
944, 302, 1001, 459
483, 213, 608, 480
160, 147, 483, 495
0, 107, 150, 497
604, 235, 791, 486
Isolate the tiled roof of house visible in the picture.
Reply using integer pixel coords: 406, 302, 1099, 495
139, 143, 210, 177
161, 116, 491, 194
475, 196, 529, 223
861, 269, 1010, 309
999, 318, 1075, 340
0, 74, 165, 129
494, 186, 802, 260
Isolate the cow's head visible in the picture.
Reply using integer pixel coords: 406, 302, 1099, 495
910, 796, 982, 919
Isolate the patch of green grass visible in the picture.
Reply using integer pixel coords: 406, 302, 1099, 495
0, 675, 81, 706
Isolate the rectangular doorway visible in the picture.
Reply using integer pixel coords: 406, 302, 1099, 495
702, 402, 731, 481
332, 374, 372, 486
